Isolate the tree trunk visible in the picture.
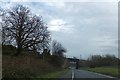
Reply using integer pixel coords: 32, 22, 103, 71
14, 27, 22, 56
14, 44, 21, 56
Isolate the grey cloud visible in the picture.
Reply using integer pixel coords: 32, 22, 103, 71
1, 2, 118, 59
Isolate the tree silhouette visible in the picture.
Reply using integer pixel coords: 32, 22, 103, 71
52, 40, 66, 57
2, 5, 50, 56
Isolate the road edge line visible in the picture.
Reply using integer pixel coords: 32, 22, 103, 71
79, 70, 116, 78
92, 72, 116, 78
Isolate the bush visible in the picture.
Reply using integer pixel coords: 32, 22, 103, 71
50, 55, 64, 67
88, 54, 119, 67
2, 45, 66, 78
2, 53, 55, 78
2, 45, 16, 55
3, 68, 33, 78
89, 61, 96, 68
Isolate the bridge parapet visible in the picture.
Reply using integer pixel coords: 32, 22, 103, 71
67, 58, 79, 62
66, 58, 79, 69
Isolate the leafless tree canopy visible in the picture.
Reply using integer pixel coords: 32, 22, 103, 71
2, 5, 50, 55
52, 40, 67, 57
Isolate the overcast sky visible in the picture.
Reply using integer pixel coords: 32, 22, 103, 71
0, 0, 118, 59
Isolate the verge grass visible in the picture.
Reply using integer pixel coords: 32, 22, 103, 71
81, 66, 119, 77
39, 69, 68, 78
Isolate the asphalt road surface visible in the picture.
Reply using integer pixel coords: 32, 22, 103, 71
59, 68, 118, 80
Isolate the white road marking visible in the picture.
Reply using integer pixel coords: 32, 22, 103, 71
79, 70, 116, 78
93, 72, 116, 78
72, 69, 74, 80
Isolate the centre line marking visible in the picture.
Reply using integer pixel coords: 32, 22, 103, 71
72, 69, 74, 80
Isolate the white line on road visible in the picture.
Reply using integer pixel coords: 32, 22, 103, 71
92, 72, 116, 78
72, 69, 74, 80
79, 70, 116, 78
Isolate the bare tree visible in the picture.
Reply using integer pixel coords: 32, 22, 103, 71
2, 5, 50, 56
0, 8, 5, 45
52, 40, 66, 57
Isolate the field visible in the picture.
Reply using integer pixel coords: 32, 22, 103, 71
81, 66, 120, 77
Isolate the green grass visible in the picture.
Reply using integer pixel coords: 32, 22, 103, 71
81, 66, 119, 77
37, 69, 68, 78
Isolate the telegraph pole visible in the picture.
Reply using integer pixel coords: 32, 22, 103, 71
80, 54, 81, 60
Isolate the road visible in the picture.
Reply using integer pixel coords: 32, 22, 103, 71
59, 68, 117, 80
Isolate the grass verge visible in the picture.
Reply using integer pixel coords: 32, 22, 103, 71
37, 69, 68, 78
81, 66, 119, 77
